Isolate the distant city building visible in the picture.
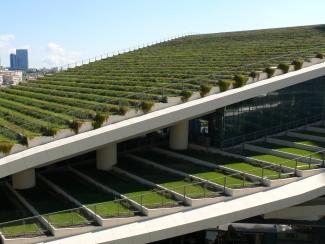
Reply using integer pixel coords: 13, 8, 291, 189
10, 49, 28, 71
10, 53, 17, 69
0, 70, 23, 86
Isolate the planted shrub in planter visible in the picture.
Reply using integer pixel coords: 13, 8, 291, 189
200, 84, 212, 97
118, 99, 129, 115
0, 143, 13, 155
41, 126, 60, 136
249, 71, 257, 79
18, 135, 28, 146
233, 75, 248, 88
180, 90, 193, 102
92, 112, 109, 129
277, 63, 290, 73
316, 53, 324, 59
119, 106, 129, 115
140, 101, 154, 113
264, 67, 275, 78
292, 59, 303, 70
69, 119, 83, 134
219, 80, 233, 92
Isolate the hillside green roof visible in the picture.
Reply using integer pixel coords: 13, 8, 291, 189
1, 25, 325, 151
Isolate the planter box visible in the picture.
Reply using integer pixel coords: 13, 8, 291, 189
0, 144, 27, 159
27, 136, 54, 148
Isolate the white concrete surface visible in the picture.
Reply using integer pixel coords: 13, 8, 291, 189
96, 143, 117, 171
42, 171, 325, 244
12, 169, 35, 189
169, 120, 189, 150
1, 62, 325, 179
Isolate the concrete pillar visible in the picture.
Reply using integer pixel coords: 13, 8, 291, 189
12, 169, 36, 189
169, 120, 189, 150
96, 143, 117, 171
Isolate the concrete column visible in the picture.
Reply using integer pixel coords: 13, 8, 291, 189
12, 169, 36, 189
169, 120, 189, 150
96, 143, 117, 171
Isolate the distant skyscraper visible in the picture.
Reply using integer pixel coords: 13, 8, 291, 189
10, 53, 17, 69
16, 49, 28, 70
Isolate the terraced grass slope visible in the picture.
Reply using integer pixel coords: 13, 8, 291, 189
173, 149, 285, 179
18, 183, 89, 228
134, 151, 258, 188
76, 164, 179, 209
274, 135, 325, 149
43, 170, 135, 218
117, 157, 219, 199
252, 142, 323, 160
233, 148, 312, 170
0, 185, 43, 237
1, 25, 325, 151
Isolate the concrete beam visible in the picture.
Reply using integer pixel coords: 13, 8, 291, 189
169, 120, 189, 150
96, 143, 117, 171
12, 169, 35, 189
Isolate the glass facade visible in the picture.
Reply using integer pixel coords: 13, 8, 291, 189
190, 75, 325, 147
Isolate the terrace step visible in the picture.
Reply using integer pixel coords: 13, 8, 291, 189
247, 142, 324, 166
73, 163, 184, 217
132, 150, 263, 197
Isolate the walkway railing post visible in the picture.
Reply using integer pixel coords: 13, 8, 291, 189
261, 166, 264, 179
223, 176, 227, 193
183, 186, 186, 201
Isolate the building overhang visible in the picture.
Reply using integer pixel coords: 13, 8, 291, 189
1, 62, 325, 178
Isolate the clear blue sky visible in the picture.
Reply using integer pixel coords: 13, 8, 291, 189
1, 0, 324, 68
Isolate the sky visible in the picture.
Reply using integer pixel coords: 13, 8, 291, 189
1, 0, 325, 68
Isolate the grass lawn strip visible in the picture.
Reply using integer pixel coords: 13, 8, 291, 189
172, 149, 286, 179
252, 142, 323, 160
232, 148, 313, 170
274, 135, 325, 149
135, 151, 258, 188
117, 157, 219, 199
0, 185, 43, 237
18, 183, 88, 228
76, 164, 178, 209
43, 170, 134, 218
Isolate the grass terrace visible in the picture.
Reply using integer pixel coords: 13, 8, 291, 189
117, 157, 220, 199
274, 135, 325, 149
134, 151, 259, 188
170, 148, 287, 179
252, 142, 323, 160
0, 184, 44, 238
43, 170, 135, 218
18, 183, 89, 228
1, 25, 325, 151
232, 148, 313, 170
75, 164, 179, 209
